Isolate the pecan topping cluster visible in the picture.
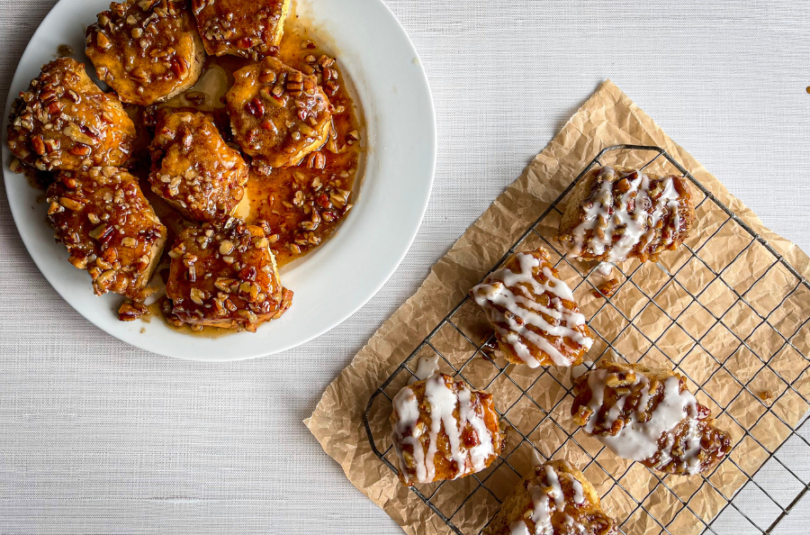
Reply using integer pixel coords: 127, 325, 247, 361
86, 0, 204, 105
6, 58, 136, 172
46, 166, 167, 308
226, 56, 333, 169
165, 218, 293, 331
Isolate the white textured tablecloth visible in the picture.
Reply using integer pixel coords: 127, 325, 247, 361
1, 1, 809, 533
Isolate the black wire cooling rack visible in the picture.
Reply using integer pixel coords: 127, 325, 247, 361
364, 145, 810, 535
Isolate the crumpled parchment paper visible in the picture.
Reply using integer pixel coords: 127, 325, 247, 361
305, 80, 810, 535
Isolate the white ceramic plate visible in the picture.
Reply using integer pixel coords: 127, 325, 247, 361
3, 0, 436, 360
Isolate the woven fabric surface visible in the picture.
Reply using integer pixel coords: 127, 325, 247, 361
1, 0, 809, 533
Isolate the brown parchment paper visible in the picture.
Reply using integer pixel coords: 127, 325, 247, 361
305, 80, 810, 535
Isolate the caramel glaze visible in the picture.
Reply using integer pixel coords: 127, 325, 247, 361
18, 18, 362, 337
150, 24, 362, 268
146, 23, 360, 334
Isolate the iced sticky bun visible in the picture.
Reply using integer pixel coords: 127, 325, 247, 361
471, 247, 593, 368
558, 166, 695, 263
571, 361, 731, 475
390, 373, 504, 486
486, 459, 617, 535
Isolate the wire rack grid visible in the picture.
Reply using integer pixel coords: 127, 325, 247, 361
363, 145, 810, 535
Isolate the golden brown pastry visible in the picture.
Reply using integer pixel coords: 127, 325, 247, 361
46, 167, 167, 306
558, 166, 695, 263
471, 247, 593, 368
149, 109, 248, 222
225, 57, 332, 171
191, 0, 290, 60
390, 373, 504, 486
7, 58, 136, 172
571, 361, 732, 476
165, 218, 293, 332
85, 0, 204, 105
486, 460, 617, 535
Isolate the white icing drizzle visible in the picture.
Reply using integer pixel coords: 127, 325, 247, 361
532, 449, 544, 468
563, 515, 587, 534
545, 465, 565, 511
583, 369, 701, 470
596, 262, 613, 277
519, 464, 588, 535
527, 483, 553, 535
605, 394, 626, 430
457, 385, 495, 472
423, 375, 465, 482
571, 360, 593, 380
682, 418, 704, 475
569, 167, 683, 262
472, 253, 593, 368
391, 375, 495, 484
391, 387, 427, 482
409, 355, 440, 384
583, 371, 607, 434
571, 478, 585, 505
